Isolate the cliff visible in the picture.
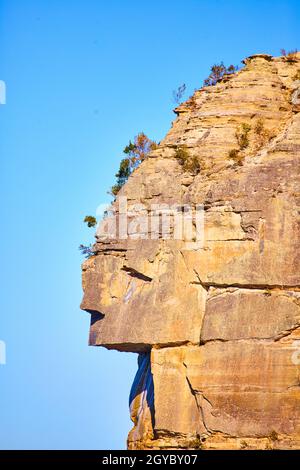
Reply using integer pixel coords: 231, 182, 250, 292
81, 53, 300, 450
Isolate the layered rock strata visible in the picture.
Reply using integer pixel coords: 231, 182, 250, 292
81, 53, 300, 449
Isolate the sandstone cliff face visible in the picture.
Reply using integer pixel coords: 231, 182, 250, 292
81, 53, 300, 450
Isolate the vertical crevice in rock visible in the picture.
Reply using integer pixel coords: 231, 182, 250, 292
128, 353, 155, 449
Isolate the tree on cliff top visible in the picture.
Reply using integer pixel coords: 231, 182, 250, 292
203, 62, 237, 86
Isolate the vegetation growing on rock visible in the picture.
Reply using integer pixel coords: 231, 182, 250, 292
228, 118, 275, 166
236, 122, 251, 150
109, 133, 157, 196
172, 83, 186, 104
203, 62, 238, 86
228, 148, 244, 166
83, 215, 97, 228
78, 244, 94, 258
174, 145, 200, 173
281, 48, 298, 63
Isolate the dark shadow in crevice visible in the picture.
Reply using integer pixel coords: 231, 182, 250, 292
88, 310, 105, 324
122, 267, 152, 282
129, 353, 155, 429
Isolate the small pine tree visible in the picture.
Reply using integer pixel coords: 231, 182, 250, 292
227, 64, 236, 73
115, 158, 131, 185
203, 62, 237, 87
84, 215, 97, 228
109, 133, 157, 196
172, 83, 186, 104
124, 133, 157, 164
109, 184, 123, 196
78, 244, 94, 258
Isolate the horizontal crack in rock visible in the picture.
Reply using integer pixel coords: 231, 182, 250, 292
121, 266, 152, 282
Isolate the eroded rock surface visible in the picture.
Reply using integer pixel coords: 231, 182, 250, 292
81, 53, 300, 449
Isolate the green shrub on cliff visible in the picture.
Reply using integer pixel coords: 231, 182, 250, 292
175, 145, 200, 173
109, 133, 157, 196
83, 215, 97, 227
236, 123, 251, 150
228, 148, 244, 166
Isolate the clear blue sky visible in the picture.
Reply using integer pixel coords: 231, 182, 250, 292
0, 0, 299, 450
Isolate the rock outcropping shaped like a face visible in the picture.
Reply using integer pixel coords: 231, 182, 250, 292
81, 53, 300, 450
